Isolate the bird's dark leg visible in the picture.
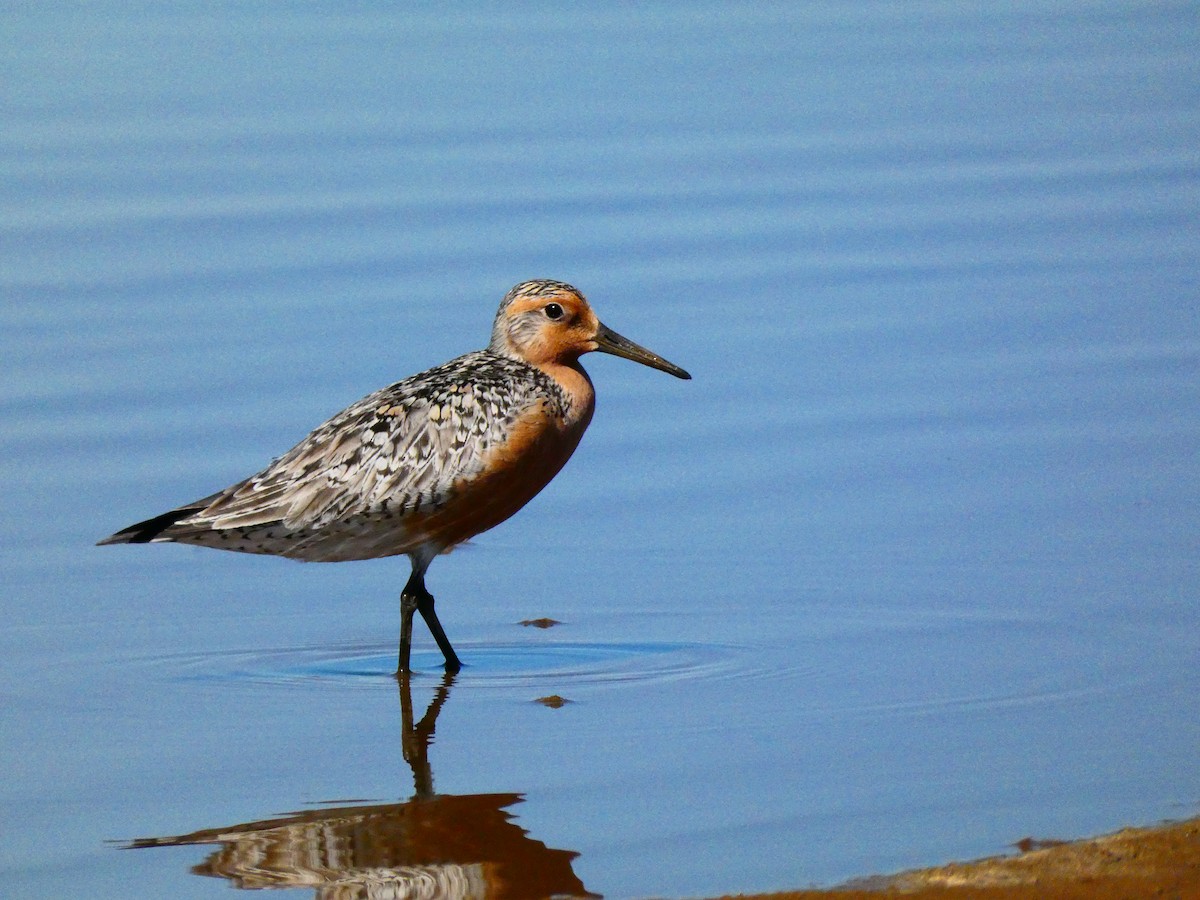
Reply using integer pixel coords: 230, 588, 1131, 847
397, 573, 420, 676
396, 563, 462, 675
417, 591, 463, 673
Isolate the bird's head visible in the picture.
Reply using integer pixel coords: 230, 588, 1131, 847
489, 280, 691, 379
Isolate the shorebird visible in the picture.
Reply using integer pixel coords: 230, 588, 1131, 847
99, 280, 690, 674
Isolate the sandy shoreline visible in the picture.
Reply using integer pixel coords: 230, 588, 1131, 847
713, 816, 1200, 899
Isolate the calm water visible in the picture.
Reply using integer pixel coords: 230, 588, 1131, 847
3, 4, 1199, 898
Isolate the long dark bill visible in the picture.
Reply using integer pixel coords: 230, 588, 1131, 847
594, 323, 691, 380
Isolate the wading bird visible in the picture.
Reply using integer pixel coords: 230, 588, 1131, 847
99, 280, 690, 674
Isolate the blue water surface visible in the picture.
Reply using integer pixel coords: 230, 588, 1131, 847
2, 4, 1198, 898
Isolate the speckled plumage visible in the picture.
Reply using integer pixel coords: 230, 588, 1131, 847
155, 350, 576, 563
100, 280, 690, 673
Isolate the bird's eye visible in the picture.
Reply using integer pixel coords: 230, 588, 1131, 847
544, 303, 564, 320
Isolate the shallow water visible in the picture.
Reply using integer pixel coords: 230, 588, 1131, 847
3, 3, 1199, 898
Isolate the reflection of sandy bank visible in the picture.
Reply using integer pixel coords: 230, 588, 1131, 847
712, 816, 1200, 899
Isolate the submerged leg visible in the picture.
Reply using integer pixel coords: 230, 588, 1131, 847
396, 558, 462, 675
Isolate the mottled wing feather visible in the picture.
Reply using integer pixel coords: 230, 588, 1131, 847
178, 351, 560, 538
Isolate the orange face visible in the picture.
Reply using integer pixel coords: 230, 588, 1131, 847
491, 282, 691, 379
498, 288, 601, 366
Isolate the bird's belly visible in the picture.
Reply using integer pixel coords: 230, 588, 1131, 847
409, 415, 583, 551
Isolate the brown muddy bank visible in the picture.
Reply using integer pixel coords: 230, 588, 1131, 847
713, 816, 1200, 899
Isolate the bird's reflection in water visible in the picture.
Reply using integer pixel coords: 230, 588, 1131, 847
126, 674, 595, 900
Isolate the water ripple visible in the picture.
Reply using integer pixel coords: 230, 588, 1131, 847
141, 640, 759, 692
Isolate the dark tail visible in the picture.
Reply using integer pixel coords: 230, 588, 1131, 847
97, 505, 206, 546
